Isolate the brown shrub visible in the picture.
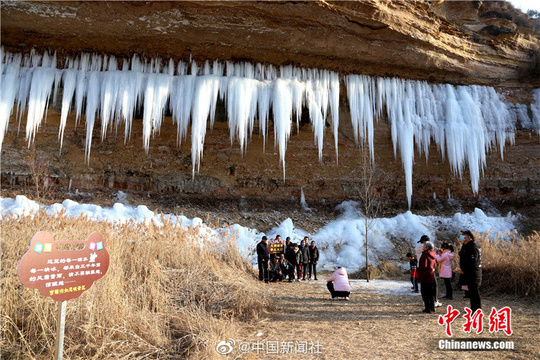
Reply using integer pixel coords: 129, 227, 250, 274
474, 230, 539, 298
350, 261, 403, 280
1, 211, 270, 359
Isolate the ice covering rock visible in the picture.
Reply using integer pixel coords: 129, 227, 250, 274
0, 48, 534, 205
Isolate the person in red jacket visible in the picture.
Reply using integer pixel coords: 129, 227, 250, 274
418, 241, 437, 313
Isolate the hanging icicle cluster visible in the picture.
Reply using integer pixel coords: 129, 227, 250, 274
345, 75, 520, 207
1, 48, 537, 207
0, 48, 340, 179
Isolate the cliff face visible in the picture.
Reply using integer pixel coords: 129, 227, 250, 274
2, 97, 538, 217
1, 1, 539, 86
1, 1, 539, 226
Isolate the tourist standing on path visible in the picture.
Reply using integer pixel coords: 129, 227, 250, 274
300, 238, 311, 280
457, 230, 482, 312
417, 235, 442, 307
436, 243, 455, 300
284, 237, 293, 256
289, 243, 303, 281
415, 235, 429, 265
308, 240, 319, 280
257, 236, 270, 283
418, 241, 437, 313
406, 252, 419, 293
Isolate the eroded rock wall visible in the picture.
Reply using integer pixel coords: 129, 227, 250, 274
1, 1, 539, 86
1, 98, 538, 214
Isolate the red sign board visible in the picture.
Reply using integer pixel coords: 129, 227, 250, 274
268, 239, 284, 254
18, 231, 110, 302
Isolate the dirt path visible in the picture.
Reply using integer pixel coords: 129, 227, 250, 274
233, 279, 539, 360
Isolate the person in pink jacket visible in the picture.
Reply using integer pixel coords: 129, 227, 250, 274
326, 267, 351, 300
436, 243, 455, 300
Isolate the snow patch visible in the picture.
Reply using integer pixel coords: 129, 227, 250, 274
0, 196, 519, 273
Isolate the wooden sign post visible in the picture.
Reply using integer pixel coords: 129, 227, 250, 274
18, 231, 110, 359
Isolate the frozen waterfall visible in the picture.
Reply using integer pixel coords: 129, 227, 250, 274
345, 75, 518, 207
1, 48, 534, 207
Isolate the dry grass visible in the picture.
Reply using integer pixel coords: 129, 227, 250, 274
1, 211, 270, 359
350, 261, 405, 280
476, 230, 539, 298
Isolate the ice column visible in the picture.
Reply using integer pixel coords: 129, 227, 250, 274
346, 75, 515, 208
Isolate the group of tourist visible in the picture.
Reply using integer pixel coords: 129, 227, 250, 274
256, 235, 352, 300
256, 236, 320, 283
408, 230, 482, 314
257, 229, 481, 308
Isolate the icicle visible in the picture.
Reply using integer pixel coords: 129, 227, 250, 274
25, 57, 57, 146
306, 83, 325, 162
455, 85, 486, 193
191, 75, 214, 176
170, 74, 195, 146
346, 75, 375, 160
142, 72, 173, 151
272, 79, 293, 179
227, 75, 258, 154
257, 80, 273, 152
100, 68, 120, 141
0, 53, 20, 151
531, 89, 540, 134
59, 68, 77, 148
84, 71, 101, 161
290, 79, 304, 133
75, 53, 89, 125
119, 56, 145, 142
329, 72, 340, 163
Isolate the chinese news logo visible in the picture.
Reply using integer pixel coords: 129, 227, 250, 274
216, 339, 322, 355
438, 306, 513, 337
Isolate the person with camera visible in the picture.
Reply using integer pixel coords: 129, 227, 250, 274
436, 243, 455, 300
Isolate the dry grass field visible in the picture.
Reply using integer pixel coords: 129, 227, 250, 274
1, 212, 538, 359
1, 212, 270, 359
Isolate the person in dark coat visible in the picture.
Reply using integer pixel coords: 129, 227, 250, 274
288, 243, 303, 281
457, 230, 482, 312
417, 241, 437, 313
308, 240, 320, 280
300, 237, 311, 280
257, 236, 270, 283
284, 237, 293, 255
279, 253, 294, 282
269, 257, 284, 282
285, 237, 295, 263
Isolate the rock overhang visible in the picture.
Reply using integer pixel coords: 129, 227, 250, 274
1, 0, 539, 87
